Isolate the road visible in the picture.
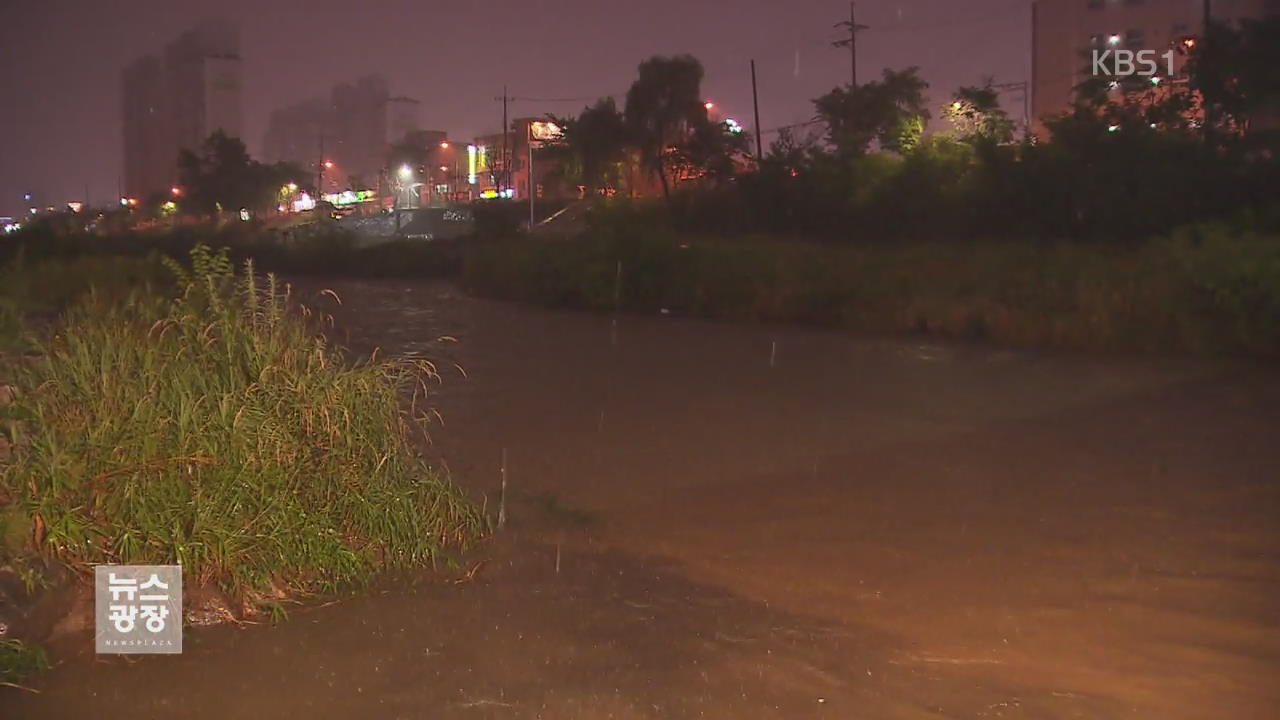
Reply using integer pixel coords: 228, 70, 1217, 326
9, 280, 1280, 719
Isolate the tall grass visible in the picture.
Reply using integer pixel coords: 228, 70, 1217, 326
0, 253, 172, 353
0, 246, 484, 608
0, 639, 49, 686
463, 225, 1280, 356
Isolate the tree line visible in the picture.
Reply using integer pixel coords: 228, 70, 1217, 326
549, 16, 1279, 241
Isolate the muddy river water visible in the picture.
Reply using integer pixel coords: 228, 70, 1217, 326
8, 280, 1280, 719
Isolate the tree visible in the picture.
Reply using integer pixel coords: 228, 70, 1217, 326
1189, 15, 1280, 138
944, 82, 1016, 145
671, 119, 751, 184
178, 131, 303, 216
814, 67, 930, 156
550, 98, 629, 196
624, 55, 709, 198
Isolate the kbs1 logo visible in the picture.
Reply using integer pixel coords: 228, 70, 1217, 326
1092, 48, 1177, 79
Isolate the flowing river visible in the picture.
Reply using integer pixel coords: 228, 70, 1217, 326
9, 279, 1280, 719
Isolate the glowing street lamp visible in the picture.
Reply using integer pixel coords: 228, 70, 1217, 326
323, 160, 334, 169
704, 101, 715, 110
439, 141, 450, 149
170, 186, 182, 197
398, 164, 414, 180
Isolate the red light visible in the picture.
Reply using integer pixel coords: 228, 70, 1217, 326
170, 187, 181, 196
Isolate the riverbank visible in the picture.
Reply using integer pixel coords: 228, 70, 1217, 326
0, 249, 483, 680
9, 215, 1278, 357
462, 222, 1280, 357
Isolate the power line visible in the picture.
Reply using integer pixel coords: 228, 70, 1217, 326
505, 95, 619, 104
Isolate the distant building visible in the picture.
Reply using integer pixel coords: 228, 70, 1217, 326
330, 76, 393, 188
262, 97, 331, 177
121, 20, 243, 199
122, 55, 168, 200
386, 97, 422, 152
471, 130, 512, 197
1030, 0, 1276, 135
262, 75, 422, 194
474, 117, 566, 202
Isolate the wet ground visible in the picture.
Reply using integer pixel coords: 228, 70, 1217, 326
8, 280, 1280, 719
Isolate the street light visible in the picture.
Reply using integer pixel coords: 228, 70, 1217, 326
170, 186, 182, 196
323, 160, 334, 169
704, 101, 715, 110
399, 164, 414, 180
439, 141, 450, 149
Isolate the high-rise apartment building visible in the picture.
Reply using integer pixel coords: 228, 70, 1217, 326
122, 55, 168, 200
262, 97, 332, 179
1031, 0, 1276, 133
121, 20, 243, 199
262, 75, 422, 192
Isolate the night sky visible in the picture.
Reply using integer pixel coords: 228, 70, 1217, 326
0, 0, 1032, 218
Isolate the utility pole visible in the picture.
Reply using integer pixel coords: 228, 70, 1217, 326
501, 86, 509, 194
316, 134, 325, 197
992, 81, 1031, 138
528, 122, 536, 228
1199, 0, 1212, 139
832, 1, 868, 87
751, 59, 764, 159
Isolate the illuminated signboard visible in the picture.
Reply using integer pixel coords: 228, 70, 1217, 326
529, 121, 563, 143
467, 145, 478, 185
321, 190, 377, 206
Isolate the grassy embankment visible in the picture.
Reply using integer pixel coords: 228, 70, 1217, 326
463, 213, 1280, 357
5, 205, 1279, 358
0, 246, 484, 681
